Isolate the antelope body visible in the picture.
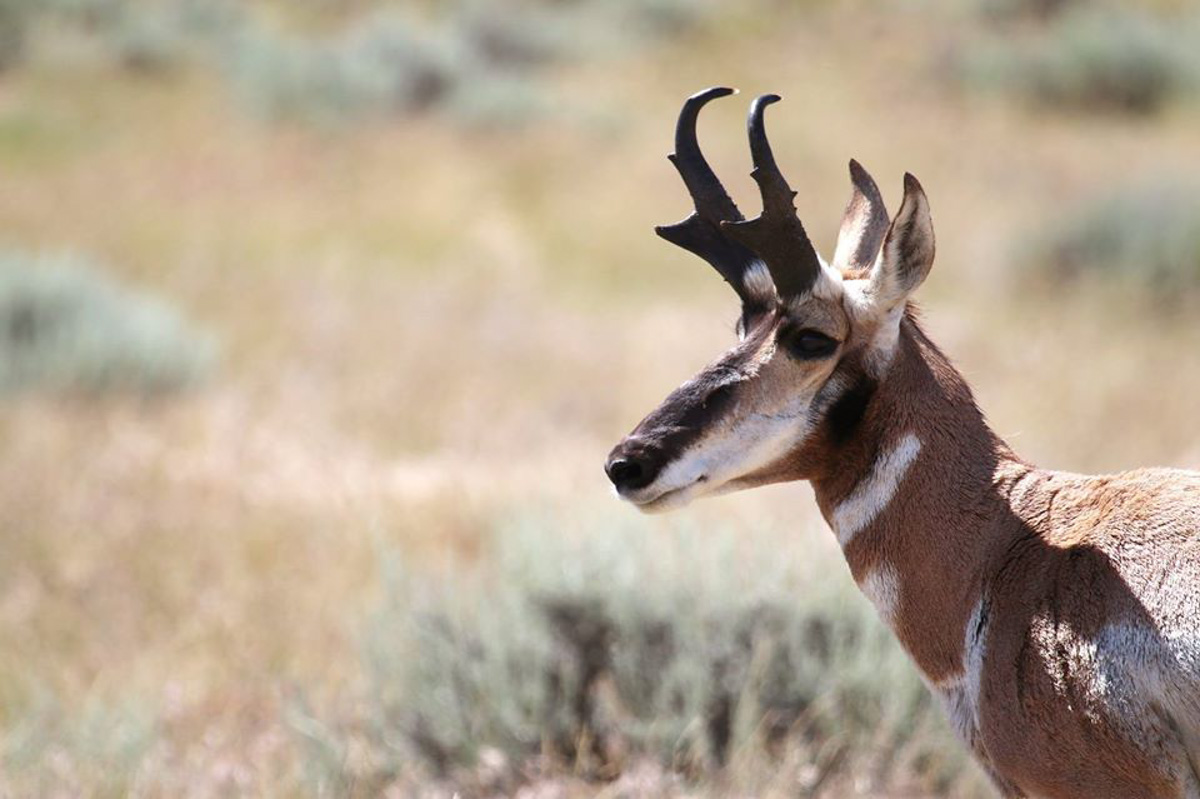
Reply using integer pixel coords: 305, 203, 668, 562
605, 88, 1200, 798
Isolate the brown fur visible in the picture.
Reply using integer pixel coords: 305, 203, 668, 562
613, 309, 1200, 797
609, 142, 1200, 796
807, 316, 1200, 798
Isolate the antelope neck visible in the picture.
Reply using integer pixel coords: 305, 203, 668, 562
811, 319, 1033, 683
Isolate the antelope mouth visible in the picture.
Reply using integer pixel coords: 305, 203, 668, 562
623, 475, 709, 513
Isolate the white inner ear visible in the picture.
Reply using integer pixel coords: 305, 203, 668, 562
864, 247, 909, 315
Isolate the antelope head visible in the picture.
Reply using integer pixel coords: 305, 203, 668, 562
605, 88, 935, 512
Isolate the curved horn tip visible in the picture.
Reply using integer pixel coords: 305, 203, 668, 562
746, 94, 786, 172
690, 86, 737, 101
749, 93, 782, 119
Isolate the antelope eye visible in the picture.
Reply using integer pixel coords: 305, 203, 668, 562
780, 328, 838, 360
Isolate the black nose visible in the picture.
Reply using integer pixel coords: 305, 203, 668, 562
605, 452, 659, 493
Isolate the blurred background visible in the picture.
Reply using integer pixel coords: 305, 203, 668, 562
2, 0, 1199, 796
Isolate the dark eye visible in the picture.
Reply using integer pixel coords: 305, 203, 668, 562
780, 328, 839, 360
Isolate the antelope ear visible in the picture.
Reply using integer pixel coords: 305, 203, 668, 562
831, 159, 889, 274
868, 173, 934, 311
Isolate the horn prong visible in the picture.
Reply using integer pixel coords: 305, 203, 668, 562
721, 93, 823, 299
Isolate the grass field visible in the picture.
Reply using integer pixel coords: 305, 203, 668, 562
2, 1, 1200, 796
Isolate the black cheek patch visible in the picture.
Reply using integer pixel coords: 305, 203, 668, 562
825, 375, 876, 446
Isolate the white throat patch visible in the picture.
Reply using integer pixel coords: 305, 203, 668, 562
831, 432, 922, 547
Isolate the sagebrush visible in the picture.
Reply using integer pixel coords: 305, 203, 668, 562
336, 512, 988, 796
0, 252, 214, 396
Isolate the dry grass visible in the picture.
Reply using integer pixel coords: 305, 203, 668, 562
2, 1, 1200, 796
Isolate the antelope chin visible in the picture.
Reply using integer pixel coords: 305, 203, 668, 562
634, 488, 697, 514
621, 477, 709, 513
620, 471, 748, 513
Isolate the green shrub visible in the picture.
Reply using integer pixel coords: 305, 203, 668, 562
225, 12, 463, 125
973, 0, 1076, 23
451, 1, 572, 70
354, 512, 980, 794
214, 0, 726, 127
1028, 179, 1200, 299
2, 687, 157, 796
108, 11, 188, 73
9, 0, 245, 75
0, 251, 216, 396
0, 0, 29, 72
610, 0, 714, 36
3, 0, 726, 128
961, 5, 1200, 114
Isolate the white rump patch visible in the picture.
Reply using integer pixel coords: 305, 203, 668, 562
832, 433, 922, 547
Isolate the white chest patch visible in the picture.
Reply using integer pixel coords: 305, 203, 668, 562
858, 561, 901, 624
831, 432, 922, 547
949, 597, 988, 749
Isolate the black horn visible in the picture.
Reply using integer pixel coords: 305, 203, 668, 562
721, 94, 823, 299
654, 88, 768, 312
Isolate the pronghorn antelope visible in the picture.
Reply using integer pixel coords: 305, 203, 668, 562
604, 87, 1200, 798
